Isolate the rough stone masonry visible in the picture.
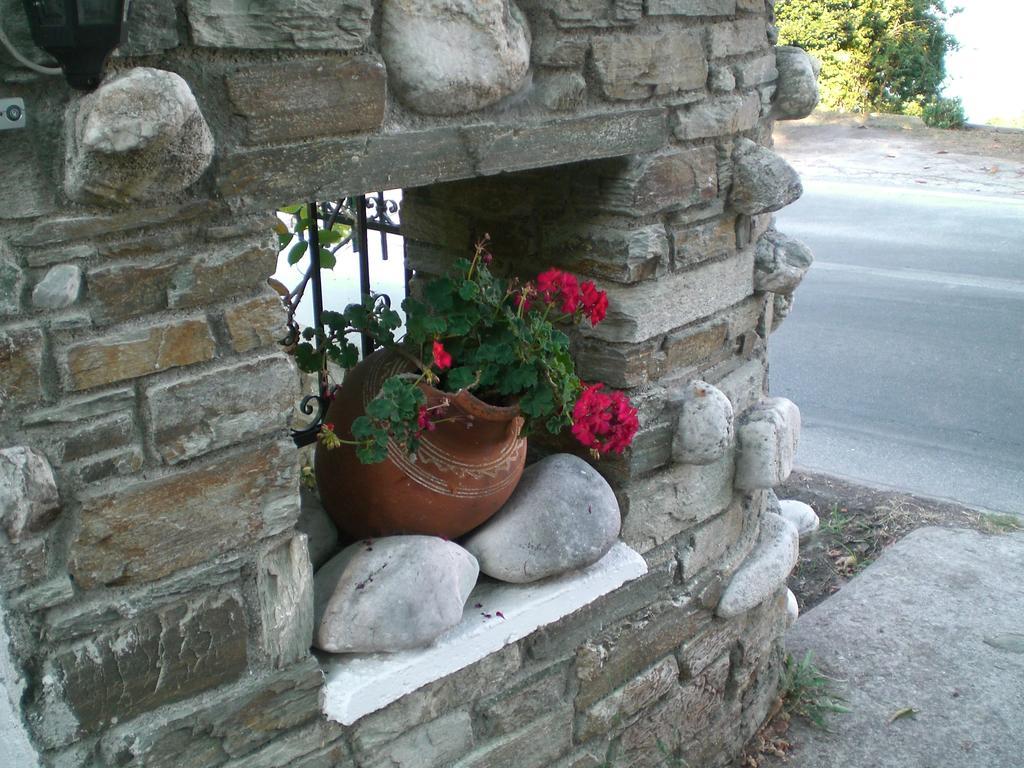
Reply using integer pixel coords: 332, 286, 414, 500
0, 0, 819, 765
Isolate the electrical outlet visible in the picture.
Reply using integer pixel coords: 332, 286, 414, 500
0, 98, 26, 130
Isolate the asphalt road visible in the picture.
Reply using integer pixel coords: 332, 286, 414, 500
770, 178, 1024, 514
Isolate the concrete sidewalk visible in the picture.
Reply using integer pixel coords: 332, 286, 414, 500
780, 526, 1024, 768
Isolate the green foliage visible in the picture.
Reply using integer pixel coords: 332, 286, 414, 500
921, 95, 966, 128
781, 652, 851, 729
276, 203, 352, 269
296, 241, 605, 463
775, 0, 958, 115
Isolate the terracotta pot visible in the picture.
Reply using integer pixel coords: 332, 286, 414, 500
315, 348, 527, 540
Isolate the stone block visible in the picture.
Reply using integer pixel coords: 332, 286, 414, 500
669, 214, 736, 270
12, 201, 215, 247
22, 244, 94, 270
0, 123, 57, 220
290, 743, 356, 768
116, 0, 179, 55
542, 223, 668, 284
737, 0, 764, 9
167, 240, 278, 310
350, 645, 520, 751
0, 324, 45, 408
146, 354, 297, 464
225, 56, 386, 144
297, 486, 338, 569
32, 264, 81, 310
39, 590, 247, 745
381, 0, 531, 116
591, 30, 706, 100
578, 248, 753, 344
734, 397, 801, 490
671, 381, 735, 465
618, 450, 735, 553
0, 536, 48, 594
577, 655, 680, 742
595, 147, 718, 217
552, 0, 642, 28
571, 337, 658, 390
707, 18, 769, 58
219, 111, 667, 206
0, 253, 23, 315
218, 720, 339, 768
187, 0, 372, 50
62, 318, 216, 391
730, 138, 802, 215
100, 660, 324, 767
677, 496, 747, 581
574, 598, 703, 710
734, 52, 778, 88
671, 92, 761, 140
65, 69, 214, 206
361, 710, 475, 768
708, 65, 736, 93
611, 688, 686, 768
475, 663, 570, 739
257, 535, 314, 669
677, 619, 737, 679
717, 513, 798, 618
0, 446, 60, 542
676, 652, 731, 731
647, 0, 735, 14
69, 441, 297, 588
533, 35, 589, 68
455, 709, 574, 768
223, 294, 286, 353
536, 71, 588, 112
87, 257, 177, 324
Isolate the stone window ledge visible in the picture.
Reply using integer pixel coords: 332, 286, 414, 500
321, 542, 647, 726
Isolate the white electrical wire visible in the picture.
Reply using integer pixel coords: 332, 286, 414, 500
0, 12, 62, 75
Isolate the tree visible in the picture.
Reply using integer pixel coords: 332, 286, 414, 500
775, 0, 958, 115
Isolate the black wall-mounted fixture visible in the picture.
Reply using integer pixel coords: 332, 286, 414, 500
20, 0, 129, 90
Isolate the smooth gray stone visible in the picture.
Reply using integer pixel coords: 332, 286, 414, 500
717, 512, 799, 618
754, 228, 814, 295
32, 264, 81, 310
774, 46, 820, 120
730, 137, 803, 215
670, 380, 735, 465
0, 446, 60, 542
462, 454, 621, 583
314, 536, 478, 653
65, 68, 214, 206
785, 527, 1024, 768
381, 0, 531, 115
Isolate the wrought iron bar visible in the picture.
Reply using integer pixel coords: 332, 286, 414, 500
355, 194, 374, 358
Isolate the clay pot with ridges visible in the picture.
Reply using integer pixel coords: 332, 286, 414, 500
315, 348, 526, 540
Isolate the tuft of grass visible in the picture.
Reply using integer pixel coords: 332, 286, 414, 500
780, 652, 850, 730
819, 503, 853, 536
978, 512, 1023, 534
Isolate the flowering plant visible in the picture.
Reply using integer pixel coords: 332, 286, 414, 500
294, 238, 638, 464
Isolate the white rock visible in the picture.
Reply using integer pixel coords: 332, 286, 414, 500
778, 499, 820, 542
0, 447, 60, 542
717, 513, 800, 618
32, 265, 81, 310
773, 46, 820, 121
671, 380, 734, 465
730, 138, 803, 215
381, 0, 531, 115
786, 588, 799, 628
65, 68, 215, 205
735, 398, 802, 491
314, 536, 478, 653
754, 229, 813, 295
462, 454, 621, 583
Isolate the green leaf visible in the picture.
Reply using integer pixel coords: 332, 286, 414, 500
366, 396, 397, 420
518, 386, 553, 418
277, 232, 292, 249
458, 281, 479, 301
279, 204, 303, 215
293, 342, 321, 373
446, 366, 477, 391
319, 248, 336, 270
319, 228, 343, 244
499, 365, 537, 395
424, 277, 455, 312
288, 241, 307, 265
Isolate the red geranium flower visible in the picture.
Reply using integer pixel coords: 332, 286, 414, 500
580, 281, 608, 326
571, 383, 639, 455
432, 340, 452, 371
416, 405, 437, 433
536, 268, 582, 314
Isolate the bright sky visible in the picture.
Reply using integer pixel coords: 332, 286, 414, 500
943, 1, 1024, 123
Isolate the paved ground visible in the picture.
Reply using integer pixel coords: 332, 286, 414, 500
782, 526, 1024, 768
770, 115, 1024, 514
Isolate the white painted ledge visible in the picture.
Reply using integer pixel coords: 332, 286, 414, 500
321, 542, 648, 726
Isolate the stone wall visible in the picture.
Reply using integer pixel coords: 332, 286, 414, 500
0, 0, 818, 765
